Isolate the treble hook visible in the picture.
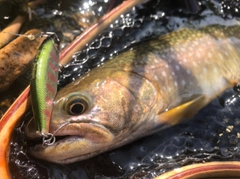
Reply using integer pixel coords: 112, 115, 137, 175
42, 133, 56, 147
41, 121, 70, 147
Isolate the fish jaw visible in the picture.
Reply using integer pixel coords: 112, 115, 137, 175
29, 117, 161, 164
30, 122, 115, 163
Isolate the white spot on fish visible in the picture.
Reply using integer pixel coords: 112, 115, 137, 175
174, 81, 178, 87
227, 44, 234, 51
175, 65, 180, 71
168, 86, 172, 91
213, 67, 218, 73
165, 64, 169, 68
154, 75, 159, 81
196, 52, 201, 58
189, 47, 194, 52
181, 48, 186, 53
170, 54, 175, 59
224, 51, 228, 56
203, 67, 208, 73
161, 54, 166, 59
219, 54, 224, 61
170, 48, 174, 52
181, 80, 186, 86
194, 41, 199, 46
204, 59, 209, 64
183, 58, 187, 63
207, 52, 213, 58
162, 71, 167, 77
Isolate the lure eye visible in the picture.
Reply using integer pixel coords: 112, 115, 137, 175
66, 96, 89, 115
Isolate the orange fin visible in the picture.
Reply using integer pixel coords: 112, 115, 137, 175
158, 95, 206, 126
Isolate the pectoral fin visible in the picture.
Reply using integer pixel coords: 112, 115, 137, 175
157, 95, 206, 126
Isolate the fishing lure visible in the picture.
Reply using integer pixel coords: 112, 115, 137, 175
30, 33, 59, 141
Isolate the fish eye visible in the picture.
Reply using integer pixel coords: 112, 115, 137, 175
65, 96, 89, 115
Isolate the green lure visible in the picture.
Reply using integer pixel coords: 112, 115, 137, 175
30, 34, 59, 136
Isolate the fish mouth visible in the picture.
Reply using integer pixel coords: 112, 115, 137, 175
29, 121, 114, 164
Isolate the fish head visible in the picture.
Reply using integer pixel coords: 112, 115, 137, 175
29, 70, 156, 164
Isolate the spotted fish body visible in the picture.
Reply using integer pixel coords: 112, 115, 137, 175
29, 25, 240, 164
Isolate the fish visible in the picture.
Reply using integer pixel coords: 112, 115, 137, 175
28, 25, 240, 164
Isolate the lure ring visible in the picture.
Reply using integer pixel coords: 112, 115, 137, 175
41, 121, 71, 147
42, 133, 56, 147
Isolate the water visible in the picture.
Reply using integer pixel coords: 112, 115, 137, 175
7, 0, 240, 178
